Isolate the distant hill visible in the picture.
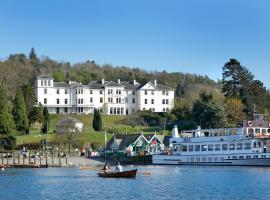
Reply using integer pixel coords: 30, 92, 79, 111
0, 49, 223, 104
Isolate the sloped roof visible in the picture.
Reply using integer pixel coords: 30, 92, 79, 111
119, 134, 143, 150
54, 82, 69, 87
138, 81, 173, 91
37, 75, 54, 79
120, 81, 141, 90
56, 117, 82, 127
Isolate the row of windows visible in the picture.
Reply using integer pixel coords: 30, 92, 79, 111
174, 143, 253, 152
41, 80, 51, 87
144, 90, 169, 95
44, 97, 104, 105
144, 99, 169, 105
109, 107, 124, 115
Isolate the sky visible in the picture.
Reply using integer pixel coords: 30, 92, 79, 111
0, 0, 270, 87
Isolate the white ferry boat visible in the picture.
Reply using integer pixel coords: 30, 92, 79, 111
153, 114, 270, 166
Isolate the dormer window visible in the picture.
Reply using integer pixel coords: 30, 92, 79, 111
41, 80, 44, 86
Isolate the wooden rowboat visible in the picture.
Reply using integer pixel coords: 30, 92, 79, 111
98, 169, 137, 178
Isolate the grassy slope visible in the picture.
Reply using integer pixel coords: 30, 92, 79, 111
16, 114, 166, 146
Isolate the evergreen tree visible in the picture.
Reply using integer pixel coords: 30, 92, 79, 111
192, 92, 227, 129
93, 109, 102, 131
29, 103, 44, 124
41, 106, 50, 133
53, 69, 66, 82
29, 47, 37, 60
21, 84, 37, 118
12, 87, 29, 134
0, 85, 15, 135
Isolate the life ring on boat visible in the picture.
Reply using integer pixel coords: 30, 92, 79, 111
247, 121, 253, 127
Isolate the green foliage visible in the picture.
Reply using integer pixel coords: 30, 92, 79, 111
41, 107, 50, 133
29, 103, 44, 124
12, 87, 29, 134
93, 109, 102, 131
21, 84, 37, 118
53, 68, 66, 82
192, 92, 227, 129
0, 85, 15, 135
222, 58, 268, 115
29, 47, 38, 60
0, 135, 16, 150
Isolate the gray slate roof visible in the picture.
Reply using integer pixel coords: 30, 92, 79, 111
56, 117, 82, 126
37, 75, 54, 79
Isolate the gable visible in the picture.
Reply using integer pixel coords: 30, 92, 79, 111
140, 82, 156, 90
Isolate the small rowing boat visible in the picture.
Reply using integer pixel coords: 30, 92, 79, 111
98, 169, 137, 178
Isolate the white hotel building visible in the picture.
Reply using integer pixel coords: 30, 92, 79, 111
35, 75, 174, 115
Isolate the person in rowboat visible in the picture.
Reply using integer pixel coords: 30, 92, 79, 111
115, 162, 123, 173
102, 162, 111, 173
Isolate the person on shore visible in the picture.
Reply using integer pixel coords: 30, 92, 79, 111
115, 162, 123, 173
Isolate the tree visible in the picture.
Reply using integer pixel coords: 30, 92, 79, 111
225, 98, 246, 126
93, 109, 102, 131
53, 69, 66, 82
29, 47, 38, 60
29, 103, 44, 124
22, 84, 37, 118
0, 85, 15, 135
192, 92, 227, 129
12, 87, 29, 134
41, 106, 50, 133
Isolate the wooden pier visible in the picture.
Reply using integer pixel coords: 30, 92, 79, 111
0, 151, 69, 168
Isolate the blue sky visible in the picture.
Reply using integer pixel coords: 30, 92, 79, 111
1, 0, 270, 87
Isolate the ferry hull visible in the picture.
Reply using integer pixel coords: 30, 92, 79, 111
152, 155, 270, 166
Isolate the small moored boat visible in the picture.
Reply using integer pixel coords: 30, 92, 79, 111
98, 169, 137, 178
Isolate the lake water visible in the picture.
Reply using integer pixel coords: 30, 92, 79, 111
1, 165, 270, 200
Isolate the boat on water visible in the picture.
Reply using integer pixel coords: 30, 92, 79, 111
153, 114, 270, 166
98, 169, 137, 178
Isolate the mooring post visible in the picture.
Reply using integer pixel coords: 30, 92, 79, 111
65, 156, 68, 166
45, 152, 48, 166
13, 153, 15, 164
18, 153, 20, 165
29, 152, 31, 165
34, 155, 36, 165
52, 152, 54, 166
7, 155, 9, 165
23, 154, 25, 165
1, 154, 3, 164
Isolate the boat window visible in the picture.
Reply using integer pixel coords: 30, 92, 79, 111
258, 142, 261, 147
255, 129, 260, 134
222, 144, 228, 151
261, 155, 266, 158
204, 132, 209, 137
195, 145, 200, 152
202, 157, 206, 162
215, 144, 221, 151
208, 157, 212, 162
248, 128, 254, 134
201, 145, 207, 151
239, 156, 244, 159
268, 129, 270, 134
232, 156, 237, 159
262, 129, 266, 134
229, 143, 235, 150
188, 145, 194, 152
208, 144, 214, 151
253, 142, 256, 148
214, 157, 218, 162
253, 155, 258, 158
246, 155, 251, 159
237, 143, 243, 150
244, 142, 251, 150
220, 157, 224, 162
182, 145, 187, 152
196, 157, 200, 162
191, 158, 194, 162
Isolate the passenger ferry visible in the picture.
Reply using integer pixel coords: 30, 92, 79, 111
152, 114, 270, 166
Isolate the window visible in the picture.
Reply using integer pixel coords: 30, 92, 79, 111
188, 145, 194, 152
110, 107, 113, 114
44, 98, 47, 104
108, 97, 113, 103
65, 99, 68, 104
132, 98, 135, 103
166, 91, 169, 96
90, 90, 93, 94
163, 108, 166, 112
201, 145, 207, 151
162, 91, 165, 95
208, 144, 214, 151
166, 99, 169, 104
90, 97, 93, 103
215, 144, 221, 151
100, 97, 103, 103
48, 81, 51, 86
162, 99, 165, 104
237, 143, 243, 150
65, 89, 67, 94
195, 145, 200, 151
56, 89, 59, 94
244, 142, 251, 150
145, 90, 148, 95
151, 91, 154, 95
64, 107, 68, 113
100, 90, 103, 94
222, 144, 228, 151
44, 81, 47, 86
132, 91, 136, 95
145, 99, 147, 104
229, 143, 235, 150
44, 89, 47, 94
56, 99, 59, 104
182, 145, 187, 152
81, 99, 83, 104
41, 80, 43, 86
125, 98, 128, 103
151, 99, 154, 104
116, 98, 121, 103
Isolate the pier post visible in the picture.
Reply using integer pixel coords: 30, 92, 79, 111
29, 153, 31, 165
45, 152, 48, 166
1, 154, 3, 164
18, 153, 20, 165
39, 157, 42, 166
58, 155, 61, 166
13, 153, 15, 164
65, 156, 68, 166
23, 154, 25, 165
34, 155, 36, 165
52, 152, 54, 166
7, 155, 9, 165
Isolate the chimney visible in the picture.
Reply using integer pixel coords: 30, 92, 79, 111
154, 79, 157, 86
101, 78, 105, 85
117, 79, 120, 84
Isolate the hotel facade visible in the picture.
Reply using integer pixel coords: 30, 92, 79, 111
35, 75, 174, 115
